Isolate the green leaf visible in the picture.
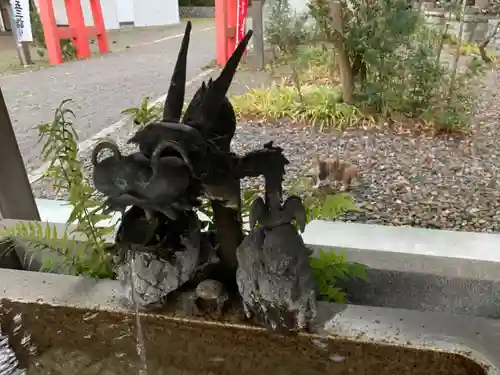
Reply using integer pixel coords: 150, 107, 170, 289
121, 108, 138, 115
309, 248, 368, 303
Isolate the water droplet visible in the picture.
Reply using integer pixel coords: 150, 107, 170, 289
311, 339, 328, 350
209, 356, 224, 363
330, 354, 346, 362
82, 312, 99, 321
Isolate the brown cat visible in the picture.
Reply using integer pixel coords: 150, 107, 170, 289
308, 155, 359, 191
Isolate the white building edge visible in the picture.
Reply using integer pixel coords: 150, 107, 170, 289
0, 0, 180, 32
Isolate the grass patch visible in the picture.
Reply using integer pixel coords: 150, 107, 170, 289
232, 83, 363, 131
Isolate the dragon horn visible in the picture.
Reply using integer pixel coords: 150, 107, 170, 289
162, 21, 192, 123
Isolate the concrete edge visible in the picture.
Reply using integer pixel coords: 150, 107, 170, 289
3, 217, 500, 280
303, 220, 500, 281
0, 268, 498, 374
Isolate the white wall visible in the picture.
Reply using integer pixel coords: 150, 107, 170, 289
115, 0, 134, 24
36, 0, 180, 30
132, 0, 179, 27
97, 0, 120, 29
44, 0, 120, 30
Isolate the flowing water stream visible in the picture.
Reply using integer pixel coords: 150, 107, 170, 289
0, 309, 29, 375
0, 334, 25, 375
129, 250, 150, 375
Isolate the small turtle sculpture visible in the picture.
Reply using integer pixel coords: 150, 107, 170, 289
184, 279, 228, 318
196, 279, 228, 315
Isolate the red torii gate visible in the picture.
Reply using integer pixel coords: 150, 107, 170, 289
215, 0, 236, 66
216, 0, 248, 66
38, 0, 109, 65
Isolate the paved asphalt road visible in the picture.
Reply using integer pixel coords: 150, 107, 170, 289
0, 22, 216, 172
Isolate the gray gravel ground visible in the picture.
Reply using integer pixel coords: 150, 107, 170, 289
238, 67, 499, 233
34, 64, 500, 234
236, 116, 500, 233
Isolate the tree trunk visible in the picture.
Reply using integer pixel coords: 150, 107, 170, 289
330, 1, 354, 104
447, 0, 467, 104
478, 23, 500, 63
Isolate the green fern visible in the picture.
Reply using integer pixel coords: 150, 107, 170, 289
306, 193, 360, 221
288, 177, 360, 222
310, 249, 368, 303
0, 221, 88, 274
39, 99, 115, 278
1, 100, 116, 279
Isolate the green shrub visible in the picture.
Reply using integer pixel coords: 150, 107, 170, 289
253, 0, 484, 134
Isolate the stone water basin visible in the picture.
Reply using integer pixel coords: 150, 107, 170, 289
0, 299, 490, 375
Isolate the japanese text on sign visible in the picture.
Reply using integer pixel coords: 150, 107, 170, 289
11, 0, 33, 42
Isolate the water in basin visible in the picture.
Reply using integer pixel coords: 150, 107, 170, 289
0, 298, 488, 375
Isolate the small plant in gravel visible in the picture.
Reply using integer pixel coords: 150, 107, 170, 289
121, 96, 163, 127
122, 97, 193, 127
30, 8, 77, 62
0, 100, 115, 278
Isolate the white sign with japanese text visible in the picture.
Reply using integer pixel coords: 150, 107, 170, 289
11, 0, 33, 42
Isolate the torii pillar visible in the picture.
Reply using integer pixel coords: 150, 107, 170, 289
38, 0, 109, 65
215, 0, 237, 66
